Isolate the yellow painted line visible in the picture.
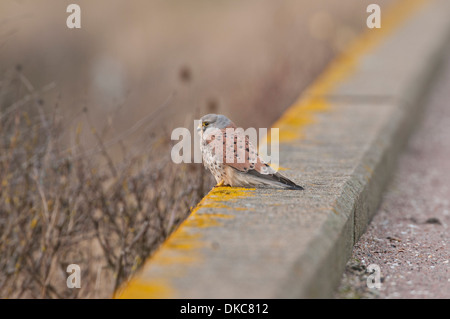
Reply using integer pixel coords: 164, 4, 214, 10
114, 187, 254, 298
268, 0, 430, 144
115, 0, 430, 299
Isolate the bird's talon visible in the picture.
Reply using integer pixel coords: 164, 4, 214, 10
216, 180, 225, 187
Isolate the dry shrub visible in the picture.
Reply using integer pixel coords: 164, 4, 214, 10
0, 68, 210, 298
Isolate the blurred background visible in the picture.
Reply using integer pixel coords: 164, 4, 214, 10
0, 0, 396, 298
1, 0, 396, 131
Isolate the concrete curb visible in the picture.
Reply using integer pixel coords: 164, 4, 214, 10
116, 0, 450, 298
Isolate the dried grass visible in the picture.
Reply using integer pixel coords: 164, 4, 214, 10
0, 67, 210, 298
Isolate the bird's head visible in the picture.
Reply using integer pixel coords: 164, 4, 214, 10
197, 113, 233, 137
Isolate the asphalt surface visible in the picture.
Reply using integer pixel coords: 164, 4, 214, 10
337, 48, 450, 299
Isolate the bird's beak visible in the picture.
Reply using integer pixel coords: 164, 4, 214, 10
197, 124, 202, 133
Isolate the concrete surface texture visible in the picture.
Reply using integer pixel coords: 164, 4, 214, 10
116, 0, 450, 298
337, 44, 450, 299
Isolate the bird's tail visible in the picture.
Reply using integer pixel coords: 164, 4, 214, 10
273, 172, 304, 190
247, 170, 304, 190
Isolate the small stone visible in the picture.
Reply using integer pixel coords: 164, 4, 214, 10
424, 217, 442, 225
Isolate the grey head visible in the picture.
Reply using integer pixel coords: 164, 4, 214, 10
198, 114, 233, 134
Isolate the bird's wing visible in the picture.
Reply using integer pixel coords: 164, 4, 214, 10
219, 127, 303, 190
219, 128, 275, 175
204, 126, 302, 189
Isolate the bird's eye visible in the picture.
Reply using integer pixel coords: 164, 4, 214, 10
202, 122, 209, 127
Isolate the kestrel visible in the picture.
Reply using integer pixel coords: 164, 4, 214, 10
197, 114, 303, 190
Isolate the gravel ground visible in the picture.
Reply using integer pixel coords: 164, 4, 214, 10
336, 50, 450, 299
